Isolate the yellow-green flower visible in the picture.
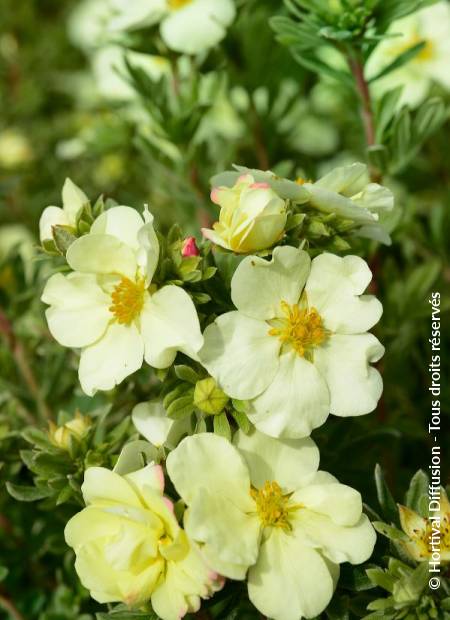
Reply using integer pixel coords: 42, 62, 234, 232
65, 464, 222, 619
49, 412, 92, 450
167, 430, 376, 620
202, 174, 287, 253
399, 490, 450, 564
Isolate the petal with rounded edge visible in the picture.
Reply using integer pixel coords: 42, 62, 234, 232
62, 178, 89, 220
90, 206, 144, 250
39, 206, 70, 242
306, 253, 382, 334
132, 400, 189, 448
200, 312, 280, 400
185, 488, 261, 571
292, 482, 363, 526
248, 351, 329, 438
314, 333, 384, 417
66, 234, 137, 278
42, 272, 111, 348
78, 322, 144, 395
233, 429, 319, 493
248, 528, 336, 620
167, 433, 253, 508
141, 285, 203, 369
160, 0, 235, 55
231, 246, 310, 320
81, 466, 143, 508
294, 511, 376, 565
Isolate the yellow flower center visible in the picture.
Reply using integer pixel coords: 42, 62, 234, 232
167, 0, 193, 9
414, 514, 450, 558
268, 301, 328, 358
109, 276, 146, 325
251, 481, 294, 531
392, 33, 435, 63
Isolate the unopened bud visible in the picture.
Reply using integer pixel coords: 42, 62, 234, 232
194, 377, 228, 415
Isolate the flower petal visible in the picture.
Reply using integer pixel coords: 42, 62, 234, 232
200, 312, 280, 400
248, 351, 329, 438
81, 467, 143, 508
305, 253, 382, 334
132, 400, 190, 448
231, 246, 310, 320
184, 488, 261, 573
39, 206, 70, 242
294, 511, 376, 565
314, 163, 369, 196
66, 234, 137, 278
42, 272, 111, 347
292, 482, 363, 526
233, 429, 319, 493
90, 206, 144, 251
314, 333, 384, 417
166, 433, 253, 507
160, 0, 235, 55
62, 178, 89, 220
248, 528, 336, 620
78, 322, 144, 395
141, 285, 203, 369
137, 210, 160, 282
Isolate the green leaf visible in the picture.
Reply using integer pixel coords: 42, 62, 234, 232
366, 568, 396, 593
166, 394, 194, 420
413, 97, 447, 141
0, 566, 9, 582
6, 482, 52, 502
369, 41, 427, 83
22, 427, 53, 449
213, 412, 232, 441
374, 464, 399, 524
174, 365, 200, 384
373, 521, 407, 541
230, 409, 252, 435
405, 470, 429, 516
375, 86, 403, 142
113, 440, 159, 475
391, 107, 412, 163
52, 225, 77, 255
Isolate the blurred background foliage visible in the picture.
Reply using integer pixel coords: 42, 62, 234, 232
0, 0, 449, 618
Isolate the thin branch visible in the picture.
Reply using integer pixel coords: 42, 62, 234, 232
0, 593, 25, 620
0, 308, 51, 421
347, 55, 381, 182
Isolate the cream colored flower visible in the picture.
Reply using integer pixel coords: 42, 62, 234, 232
108, 0, 236, 55
200, 246, 384, 438
167, 431, 376, 620
367, 1, 450, 108
0, 128, 33, 169
132, 400, 191, 449
41, 206, 203, 395
65, 464, 222, 619
399, 490, 450, 564
202, 174, 288, 253
49, 411, 92, 450
211, 163, 394, 245
39, 178, 88, 243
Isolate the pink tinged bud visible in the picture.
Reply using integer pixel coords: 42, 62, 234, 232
154, 464, 165, 492
250, 182, 270, 189
210, 188, 221, 204
181, 236, 200, 257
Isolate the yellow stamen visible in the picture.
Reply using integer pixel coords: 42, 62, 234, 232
167, 0, 193, 9
250, 481, 297, 531
268, 301, 328, 358
109, 276, 145, 325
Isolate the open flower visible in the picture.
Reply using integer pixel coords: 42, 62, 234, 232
167, 431, 376, 620
399, 490, 450, 564
65, 464, 222, 619
211, 164, 394, 245
39, 178, 88, 243
367, 1, 450, 108
132, 399, 191, 449
42, 206, 203, 395
200, 246, 384, 438
202, 174, 288, 253
108, 0, 236, 55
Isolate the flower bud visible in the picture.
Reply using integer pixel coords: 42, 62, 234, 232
49, 411, 91, 450
194, 377, 229, 415
202, 174, 287, 253
181, 236, 200, 257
